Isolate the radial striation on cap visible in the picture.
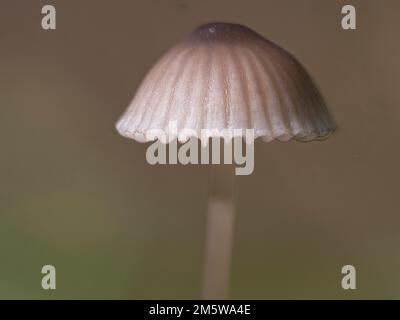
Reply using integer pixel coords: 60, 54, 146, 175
116, 22, 336, 143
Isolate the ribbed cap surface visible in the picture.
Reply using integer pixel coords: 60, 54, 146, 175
116, 22, 335, 143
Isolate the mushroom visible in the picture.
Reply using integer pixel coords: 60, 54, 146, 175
116, 22, 335, 299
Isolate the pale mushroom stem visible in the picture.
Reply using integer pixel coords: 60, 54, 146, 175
202, 163, 235, 300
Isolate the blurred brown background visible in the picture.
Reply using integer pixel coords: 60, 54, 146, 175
0, 0, 399, 299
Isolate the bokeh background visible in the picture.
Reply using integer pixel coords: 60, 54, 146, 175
1, 0, 399, 299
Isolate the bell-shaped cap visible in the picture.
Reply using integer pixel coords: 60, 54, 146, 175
116, 22, 336, 143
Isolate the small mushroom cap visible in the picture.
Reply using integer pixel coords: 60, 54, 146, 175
116, 22, 336, 143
